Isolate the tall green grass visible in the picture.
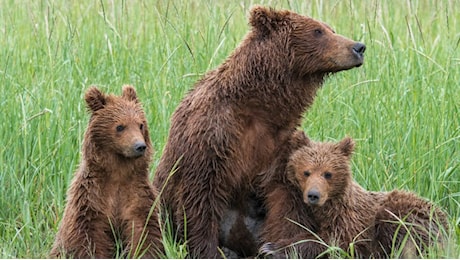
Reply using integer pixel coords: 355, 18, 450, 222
0, 0, 458, 258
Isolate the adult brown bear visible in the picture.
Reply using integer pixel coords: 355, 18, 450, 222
154, 5, 365, 258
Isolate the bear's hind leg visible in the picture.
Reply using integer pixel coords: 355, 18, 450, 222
374, 191, 448, 258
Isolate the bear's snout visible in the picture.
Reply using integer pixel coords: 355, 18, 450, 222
306, 189, 321, 205
132, 141, 147, 157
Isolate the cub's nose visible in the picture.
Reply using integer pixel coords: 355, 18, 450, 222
307, 190, 321, 205
352, 42, 366, 57
133, 142, 147, 155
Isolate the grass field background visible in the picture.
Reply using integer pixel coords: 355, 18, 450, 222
0, 0, 458, 258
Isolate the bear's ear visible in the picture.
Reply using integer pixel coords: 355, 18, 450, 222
249, 5, 290, 36
337, 137, 355, 158
85, 86, 106, 112
305, 135, 312, 147
290, 130, 311, 149
122, 85, 139, 103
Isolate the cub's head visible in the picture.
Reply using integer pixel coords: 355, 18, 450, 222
287, 137, 355, 207
249, 5, 365, 76
84, 85, 151, 159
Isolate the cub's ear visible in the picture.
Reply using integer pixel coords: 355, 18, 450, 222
337, 137, 355, 158
304, 135, 312, 147
122, 85, 138, 103
85, 86, 106, 112
290, 130, 311, 149
249, 5, 290, 37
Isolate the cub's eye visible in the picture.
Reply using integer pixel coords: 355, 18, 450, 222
303, 171, 310, 177
324, 172, 332, 179
139, 124, 144, 130
314, 29, 323, 36
116, 125, 125, 132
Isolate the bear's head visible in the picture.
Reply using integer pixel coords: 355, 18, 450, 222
249, 6, 365, 76
84, 85, 151, 160
287, 137, 355, 207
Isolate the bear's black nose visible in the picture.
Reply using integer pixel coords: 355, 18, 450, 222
134, 142, 147, 154
352, 42, 366, 56
307, 190, 321, 205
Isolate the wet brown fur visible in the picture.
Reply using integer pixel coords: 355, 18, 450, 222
154, 5, 365, 258
50, 86, 163, 258
261, 136, 448, 258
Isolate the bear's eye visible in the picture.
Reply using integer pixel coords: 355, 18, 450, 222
116, 125, 125, 132
314, 29, 323, 36
139, 124, 144, 130
324, 172, 332, 179
303, 171, 310, 177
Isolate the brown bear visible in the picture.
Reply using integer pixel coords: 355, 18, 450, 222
153, 5, 365, 258
260, 136, 448, 258
50, 86, 164, 258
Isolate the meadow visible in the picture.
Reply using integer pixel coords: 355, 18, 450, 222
0, 0, 458, 258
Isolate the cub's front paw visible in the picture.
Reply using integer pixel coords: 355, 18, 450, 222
259, 242, 286, 259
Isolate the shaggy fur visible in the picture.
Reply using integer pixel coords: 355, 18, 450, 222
260, 136, 448, 258
153, 5, 365, 258
50, 86, 163, 258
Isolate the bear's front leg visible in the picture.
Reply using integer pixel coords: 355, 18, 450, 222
79, 218, 116, 259
50, 188, 116, 259
259, 185, 321, 258
176, 176, 233, 258
259, 235, 328, 259
122, 194, 164, 258
61, 214, 115, 258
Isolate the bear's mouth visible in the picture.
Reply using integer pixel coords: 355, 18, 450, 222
120, 150, 145, 159
354, 56, 364, 67
350, 54, 364, 68
125, 152, 145, 159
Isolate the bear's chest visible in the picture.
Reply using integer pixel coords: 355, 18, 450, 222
100, 177, 137, 219
239, 116, 292, 178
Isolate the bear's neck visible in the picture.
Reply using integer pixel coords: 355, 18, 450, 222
210, 36, 326, 127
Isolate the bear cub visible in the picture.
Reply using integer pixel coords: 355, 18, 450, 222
261, 136, 448, 258
50, 86, 163, 258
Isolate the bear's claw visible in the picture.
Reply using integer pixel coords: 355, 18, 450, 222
259, 242, 276, 256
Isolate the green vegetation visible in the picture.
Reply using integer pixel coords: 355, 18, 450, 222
0, 0, 458, 258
